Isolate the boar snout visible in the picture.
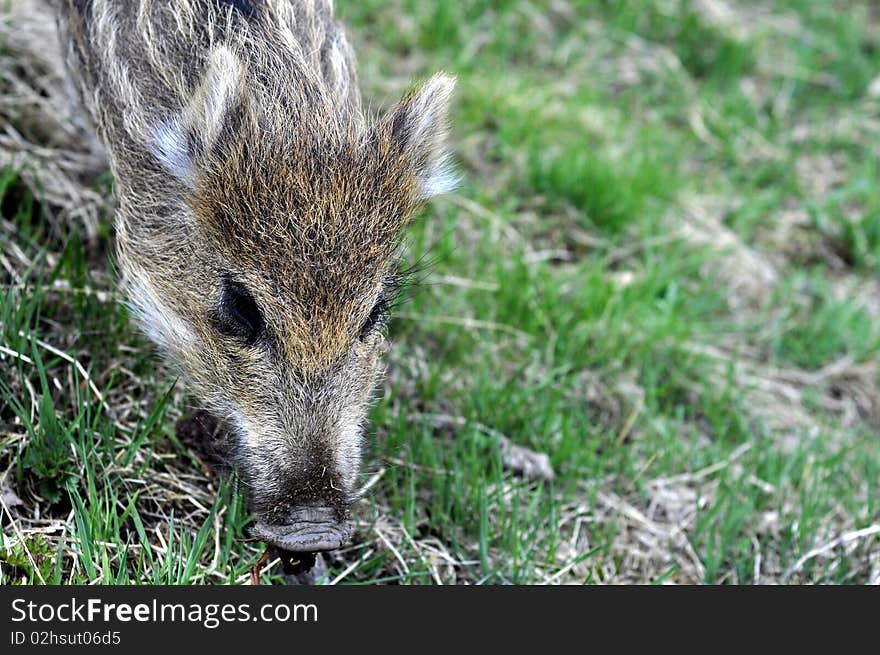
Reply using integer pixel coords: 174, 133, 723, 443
251, 504, 352, 552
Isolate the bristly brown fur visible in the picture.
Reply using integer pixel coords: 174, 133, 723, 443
54, 0, 456, 534
191, 110, 420, 370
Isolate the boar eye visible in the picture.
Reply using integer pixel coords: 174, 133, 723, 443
359, 292, 389, 340
213, 279, 264, 344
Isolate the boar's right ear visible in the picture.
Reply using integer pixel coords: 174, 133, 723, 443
387, 73, 459, 198
149, 46, 244, 184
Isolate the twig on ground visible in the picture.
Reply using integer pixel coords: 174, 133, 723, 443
780, 525, 880, 584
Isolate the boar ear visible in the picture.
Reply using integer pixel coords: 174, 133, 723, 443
388, 73, 459, 198
149, 46, 243, 184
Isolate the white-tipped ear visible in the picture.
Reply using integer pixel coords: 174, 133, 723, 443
187, 46, 243, 145
420, 153, 461, 197
150, 119, 192, 183
389, 73, 459, 198
149, 46, 243, 183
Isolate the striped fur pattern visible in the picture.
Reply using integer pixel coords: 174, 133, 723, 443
55, 0, 456, 529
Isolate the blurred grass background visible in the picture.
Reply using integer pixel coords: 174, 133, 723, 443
1, 0, 879, 584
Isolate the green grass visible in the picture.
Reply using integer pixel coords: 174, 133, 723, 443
2, 0, 879, 584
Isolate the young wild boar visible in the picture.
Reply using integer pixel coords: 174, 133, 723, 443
55, 0, 457, 553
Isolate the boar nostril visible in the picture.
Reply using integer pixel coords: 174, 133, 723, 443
251, 505, 352, 553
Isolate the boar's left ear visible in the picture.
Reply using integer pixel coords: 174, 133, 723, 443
388, 73, 459, 198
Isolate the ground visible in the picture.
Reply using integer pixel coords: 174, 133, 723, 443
1, 0, 879, 584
